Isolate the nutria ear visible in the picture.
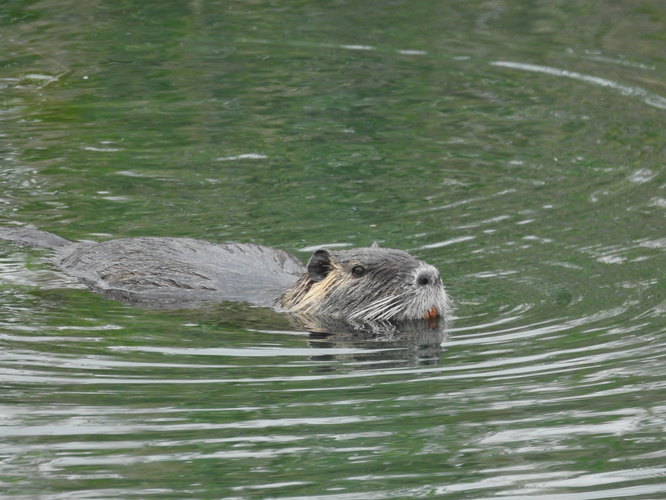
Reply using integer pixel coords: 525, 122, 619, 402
307, 249, 332, 282
371, 241, 381, 248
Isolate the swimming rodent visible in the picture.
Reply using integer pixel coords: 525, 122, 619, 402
0, 226, 452, 322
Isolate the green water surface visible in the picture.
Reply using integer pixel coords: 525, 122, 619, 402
1, 1, 665, 498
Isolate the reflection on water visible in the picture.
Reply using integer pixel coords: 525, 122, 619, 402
296, 315, 449, 367
1, 0, 666, 498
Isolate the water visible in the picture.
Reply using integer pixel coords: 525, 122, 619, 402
1, 0, 665, 498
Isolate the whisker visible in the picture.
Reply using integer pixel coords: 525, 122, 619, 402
362, 293, 410, 321
349, 293, 406, 321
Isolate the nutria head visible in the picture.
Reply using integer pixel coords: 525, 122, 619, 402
276, 244, 451, 322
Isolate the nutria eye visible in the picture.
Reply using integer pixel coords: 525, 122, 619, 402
351, 265, 366, 277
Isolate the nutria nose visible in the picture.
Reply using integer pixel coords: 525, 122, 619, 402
416, 269, 441, 287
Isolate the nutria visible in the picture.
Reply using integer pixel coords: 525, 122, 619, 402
0, 226, 452, 322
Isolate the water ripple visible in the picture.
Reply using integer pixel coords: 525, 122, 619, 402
491, 61, 666, 110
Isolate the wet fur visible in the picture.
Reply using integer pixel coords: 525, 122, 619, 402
276, 248, 451, 321
0, 226, 451, 320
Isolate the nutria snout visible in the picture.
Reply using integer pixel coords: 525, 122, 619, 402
277, 245, 452, 322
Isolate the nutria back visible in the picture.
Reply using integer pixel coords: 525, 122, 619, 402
55, 237, 305, 307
